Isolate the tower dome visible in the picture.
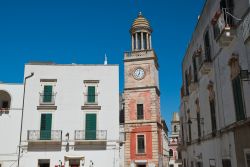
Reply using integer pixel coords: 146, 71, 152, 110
130, 12, 153, 51
130, 12, 152, 33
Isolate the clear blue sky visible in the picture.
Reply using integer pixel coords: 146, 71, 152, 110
0, 0, 205, 126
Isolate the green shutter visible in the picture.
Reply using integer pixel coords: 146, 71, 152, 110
85, 114, 96, 140
232, 76, 245, 121
43, 85, 53, 102
40, 114, 52, 140
87, 86, 95, 103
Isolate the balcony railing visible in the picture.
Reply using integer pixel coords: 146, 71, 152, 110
27, 130, 62, 141
84, 94, 98, 105
39, 93, 56, 105
75, 130, 107, 141
212, 8, 236, 46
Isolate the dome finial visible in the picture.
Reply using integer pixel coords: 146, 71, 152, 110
138, 11, 142, 16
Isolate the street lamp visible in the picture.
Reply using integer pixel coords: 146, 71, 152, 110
17, 72, 34, 167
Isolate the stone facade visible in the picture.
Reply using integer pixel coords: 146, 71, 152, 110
179, 0, 250, 167
123, 13, 163, 167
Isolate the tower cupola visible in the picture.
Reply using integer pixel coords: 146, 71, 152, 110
130, 12, 152, 51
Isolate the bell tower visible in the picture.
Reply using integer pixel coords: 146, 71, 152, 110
124, 12, 162, 167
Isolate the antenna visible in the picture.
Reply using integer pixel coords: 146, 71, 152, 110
104, 54, 108, 65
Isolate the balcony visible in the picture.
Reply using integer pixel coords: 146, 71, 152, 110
212, 9, 236, 47
27, 130, 62, 143
39, 93, 56, 105
241, 11, 250, 42
75, 130, 107, 145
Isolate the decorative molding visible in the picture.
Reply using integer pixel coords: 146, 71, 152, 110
83, 80, 100, 84
81, 105, 101, 110
37, 106, 57, 110
124, 86, 160, 96
40, 79, 57, 82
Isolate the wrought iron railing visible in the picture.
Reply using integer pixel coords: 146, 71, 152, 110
84, 95, 98, 105
39, 93, 56, 105
75, 130, 107, 141
27, 130, 62, 141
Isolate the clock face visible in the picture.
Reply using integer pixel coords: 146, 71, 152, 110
133, 68, 145, 80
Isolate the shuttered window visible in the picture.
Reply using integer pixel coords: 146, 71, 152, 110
210, 100, 217, 136
137, 135, 145, 153
40, 114, 52, 140
85, 114, 97, 140
137, 104, 144, 120
87, 86, 96, 103
43, 85, 53, 102
232, 76, 245, 121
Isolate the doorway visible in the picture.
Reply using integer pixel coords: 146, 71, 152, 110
69, 159, 80, 167
137, 165, 146, 167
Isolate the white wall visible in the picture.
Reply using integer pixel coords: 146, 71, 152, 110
0, 83, 23, 167
19, 64, 120, 167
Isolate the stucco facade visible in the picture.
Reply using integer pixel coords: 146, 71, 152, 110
16, 63, 120, 167
179, 0, 250, 167
0, 83, 23, 167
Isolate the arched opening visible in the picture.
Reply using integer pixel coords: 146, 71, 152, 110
174, 125, 177, 132
0, 90, 11, 111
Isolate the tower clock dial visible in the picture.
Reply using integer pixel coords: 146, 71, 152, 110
133, 68, 145, 80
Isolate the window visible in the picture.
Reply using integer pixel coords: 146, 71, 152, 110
185, 71, 189, 96
38, 159, 50, 167
43, 85, 53, 103
204, 30, 211, 62
210, 99, 217, 136
197, 111, 201, 139
188, 122, 192, 143
85, 114, 97, 140
87, 86, 96, 103
40, 114, 52, 140
170, 165, 174, 167
192, 56, 198, 82
232, 75, 245, 121
137, 135, 145, 153
222, 159, 231, 167
178, 151, 182, 159
137, 104, 144, 120
174, 125, 177, 132
169, 149, 173, 157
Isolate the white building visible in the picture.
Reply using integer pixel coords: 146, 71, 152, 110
179, 0, 250, 167
0, 83, 23, 167
15, 62, 120, 167
161, 119, 169, 167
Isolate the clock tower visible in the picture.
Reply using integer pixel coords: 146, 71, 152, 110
124, 12, 162, 167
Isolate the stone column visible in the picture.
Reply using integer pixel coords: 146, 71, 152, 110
131, 35, 134, 51
135, 33, 138, 50
146, 33, 149, 49
141, 32, 144, 50
149, 34, 152, 49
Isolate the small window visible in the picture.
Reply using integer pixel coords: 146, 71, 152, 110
38, 159, 50, 167
42, 85, 53, 103
87, 86, 96, 103
137, 104, 144, 120
169, 149, 173, 157
137, 135, 145, 153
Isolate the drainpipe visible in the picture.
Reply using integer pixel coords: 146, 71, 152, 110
17, 72, 34, 167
